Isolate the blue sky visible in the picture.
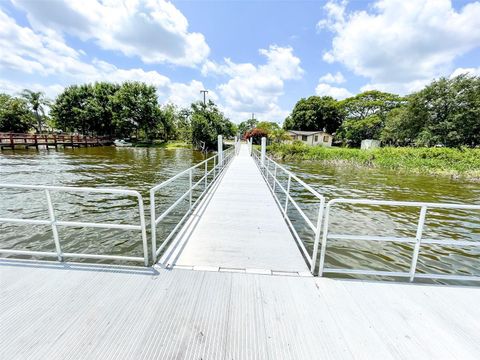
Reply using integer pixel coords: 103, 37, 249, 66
1, 0, 480, 124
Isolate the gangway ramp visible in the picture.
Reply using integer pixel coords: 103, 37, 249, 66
160, 144, 310, 274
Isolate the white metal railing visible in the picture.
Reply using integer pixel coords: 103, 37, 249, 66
235, 137, 241, 155
0, 184, 149, 265
150, 146, 236, 262
252, 148, 325, 273
319, 198, 480, 281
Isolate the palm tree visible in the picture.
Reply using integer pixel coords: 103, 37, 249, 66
19, 90, 50, 133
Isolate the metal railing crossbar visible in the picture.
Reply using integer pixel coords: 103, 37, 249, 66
0, 183, 149, 265
319, 198, 480, 281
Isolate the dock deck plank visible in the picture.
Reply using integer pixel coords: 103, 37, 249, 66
1, 260, 479, 359
160, 144, 309, 273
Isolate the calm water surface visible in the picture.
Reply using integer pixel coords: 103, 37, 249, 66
280, 161, 480, 280
0, 146, 479, 279
0, 146, 212, 263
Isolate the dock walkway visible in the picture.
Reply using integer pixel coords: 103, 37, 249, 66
1, 259, 479, 359
1, 143, 479, 359
160, 144, 308, 274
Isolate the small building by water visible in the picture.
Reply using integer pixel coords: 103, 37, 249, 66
287, 130, 333, 147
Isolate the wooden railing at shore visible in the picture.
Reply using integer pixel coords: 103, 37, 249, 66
0, 132, 112, 150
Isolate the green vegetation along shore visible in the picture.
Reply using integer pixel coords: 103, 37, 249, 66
268, 142, 480, 180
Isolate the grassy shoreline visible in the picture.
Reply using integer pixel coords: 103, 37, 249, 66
267, 142, 480, 180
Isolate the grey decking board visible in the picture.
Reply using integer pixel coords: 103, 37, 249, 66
1, 260, 480, 359
161, 144, 309, 273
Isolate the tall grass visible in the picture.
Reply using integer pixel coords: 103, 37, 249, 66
267, 142, 480, 179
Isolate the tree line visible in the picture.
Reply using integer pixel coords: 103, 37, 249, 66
2, 74, 479, 149
281, 74, 480, 148
0, 81, 236, 149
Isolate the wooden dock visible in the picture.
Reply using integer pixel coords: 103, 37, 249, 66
0, 132, 111, 150
1, 143, 479, 359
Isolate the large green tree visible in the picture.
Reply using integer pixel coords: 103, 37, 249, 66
0, 94, 34, 132
51, 83, 119, 135
381, 75, 480, 147
283, 96, 343, 133
337, 90, 404, 146
19, 90, 50, 133
190, 100, 235, 150
111, 82, 161, 139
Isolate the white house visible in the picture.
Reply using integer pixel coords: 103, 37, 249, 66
287, 130, 333, 147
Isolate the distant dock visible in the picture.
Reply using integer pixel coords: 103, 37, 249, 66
0, 132, 111, 150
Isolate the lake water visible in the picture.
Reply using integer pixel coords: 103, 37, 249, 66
281, 161, 480, 280
0, 146, 479, 280
0, 146, 212, 263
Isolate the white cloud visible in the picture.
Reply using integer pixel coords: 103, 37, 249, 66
204, 45, 304, 123
167, 80, 218, 108
12, 0, 210, 67
319, 71, 345, 84
319, 0, 480, 93
1, 6, 301, 124
0, 8, 95, 77
0, 7, 207, 106
315, 83, 352, 99
91, 60, 170, 88
450, 67, 480, 78
0, 79, 64, 100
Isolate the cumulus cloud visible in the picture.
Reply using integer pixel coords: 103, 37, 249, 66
450, 67, 480, 78
167, 80, 218, 107
319, 0, 480, 93
203, 45, 304, 122
315, 83, 352, 99
319, 71, 346, 84
0, 7, 209, 107
0, 79, 64, 100
12, 0, 210, 66
0, 8, 96, 77
1, 4, 302, 123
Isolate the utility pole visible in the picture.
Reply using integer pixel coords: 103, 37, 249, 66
251, 113, 255, 121
200, 90, 209, 105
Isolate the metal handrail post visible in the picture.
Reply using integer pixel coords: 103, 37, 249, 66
135, 193, 149, 266
318, 202, 332, 276
409, 206, 427, 281
261, 137, 266, 165
150, 189, 157, 262
218, 135, 223, 167
45, 189, 63, 261
273, 164, 277, 192
189, 168, 193, 209
213, 156, 217, 179
284, 174, 291, 213
204, 161, 208, 189
310, 198, 325, 274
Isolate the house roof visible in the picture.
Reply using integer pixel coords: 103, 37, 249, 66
287, 130, 329, 136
